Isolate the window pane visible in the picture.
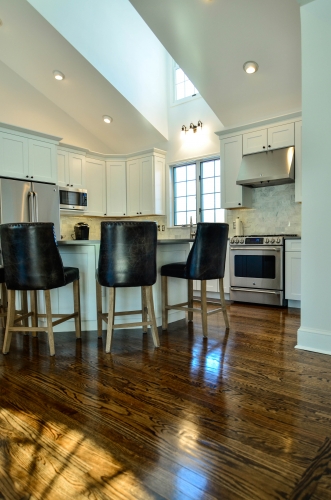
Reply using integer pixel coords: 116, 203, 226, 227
187, 180, 196, 196
202, 178, 214, 194
215, 176, 221, 193
215, 209, 223, 222
187, 196, 196, 211
201, 161, 214, 178
185, 80, 195, 96
174, 166, 186, 182
176, 212, 187, 225
202, 194, 215, 210
187, 211, 196, 224
176, 68, 185, 84
215, 160, 220, 176
215, 193, 221, 208
176, 83, 185, 100
203, 210, 215, 223
175, 182, 186, 198
187, 164, 196, 181
175, 197, 186, 212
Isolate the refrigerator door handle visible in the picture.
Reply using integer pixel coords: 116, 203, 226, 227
33, 191, 39, 222
28, 191, 34, 222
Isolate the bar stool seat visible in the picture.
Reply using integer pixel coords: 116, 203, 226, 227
161, 223, 229, 337
0, 222, 81, 356
96, 221, 160, 353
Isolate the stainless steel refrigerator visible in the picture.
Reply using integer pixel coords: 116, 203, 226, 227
0, 178, 60, 239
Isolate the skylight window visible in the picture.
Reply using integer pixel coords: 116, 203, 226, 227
174, 62, 199, 101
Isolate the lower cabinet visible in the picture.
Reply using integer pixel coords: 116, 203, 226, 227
285, 239, 301, 302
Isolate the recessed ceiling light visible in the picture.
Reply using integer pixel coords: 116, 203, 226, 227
243, 61, 259, 74
53, 70, 65, 81
103, 115, 113, 124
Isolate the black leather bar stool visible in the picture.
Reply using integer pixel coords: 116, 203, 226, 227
161, 222, 229, 337
96, 221, 160, 353
0, 223, 81, 356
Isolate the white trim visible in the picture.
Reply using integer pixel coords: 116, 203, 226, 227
296, 326, 331, 356
215, 112, 302, 138
0, 122, 62, 142
169, 151, 220, 168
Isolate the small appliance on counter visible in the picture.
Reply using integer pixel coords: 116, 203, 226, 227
73, 222, 90, 240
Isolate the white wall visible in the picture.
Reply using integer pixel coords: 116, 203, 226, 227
297, 0, 331, 354
0, 61, 111, 153
27, 0, 169, 140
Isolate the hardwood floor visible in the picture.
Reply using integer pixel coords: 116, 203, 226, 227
0, 302, 331, 499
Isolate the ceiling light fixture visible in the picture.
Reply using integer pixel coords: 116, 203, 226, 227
181, 120, 203, 134
103, 115, 113, 124
53, 70, 65, 81
243, 61, 259, 74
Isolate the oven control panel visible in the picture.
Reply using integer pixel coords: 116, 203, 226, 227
230, 235, 285, 246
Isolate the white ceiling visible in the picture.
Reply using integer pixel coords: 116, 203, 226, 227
130, 0, 302, 128
0, 0, 167, 153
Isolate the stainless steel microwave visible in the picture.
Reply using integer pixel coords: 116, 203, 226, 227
59, 186, 87, 211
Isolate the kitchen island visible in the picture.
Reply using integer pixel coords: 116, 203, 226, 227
52, 239, 194, 332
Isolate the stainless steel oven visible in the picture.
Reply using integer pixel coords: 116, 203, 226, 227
229, 235, 293, 306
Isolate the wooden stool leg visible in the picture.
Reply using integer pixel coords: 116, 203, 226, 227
146, 286, 160, 347
219, 278, 229, 329
21, 291, 28, 328
44, 290, 55, 356
188, 279, 193, 322
96, 281, 103, 338
201, 280, 208, 338
105, 287, 115, 353
30, 290, 38, 337
141, 286, 148, 333
2, 290, 15, 354
73, 279, 81, 339
161, 275, 168, 330
1, 282, 7, 328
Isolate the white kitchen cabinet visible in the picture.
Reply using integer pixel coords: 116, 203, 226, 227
220, 135, 252, 209
106, 160, 127, 216
126, 152, 165, 215
57, 148, 85, 189
243, 122, 295, 155
285, 239, 301, 302
28, 138, 57, 183
295, 121, 302, 203
0, 130, 57, 183
85, 157, 107, 216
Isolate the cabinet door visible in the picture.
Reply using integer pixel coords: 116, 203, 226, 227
243, 129, 267, 155
295, 121, 302, 203
85, 158, 106, 216
106, 161, 127, 216
285, 251, 301, 300
267, 123, 294, 150
140, 156, 154, 215
69, 153, 85, 188
221, 136, 251, 208
57, 150, 69, 187
0, 131, 29, 179
28, 139, 57, 183
126, 158, 141, 215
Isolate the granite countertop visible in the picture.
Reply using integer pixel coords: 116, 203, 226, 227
58, 239, 195, 245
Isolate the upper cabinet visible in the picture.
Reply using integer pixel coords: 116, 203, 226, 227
85, 157, 107, 216
57, 148, 85, 189
126, 151, 165, 215
106, 160, 127, 217
220, 135, 252, 209
243, 122, 295, 155
0, 128, 58, 184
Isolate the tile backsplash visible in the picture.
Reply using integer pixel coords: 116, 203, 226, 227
227, 184, 301, 237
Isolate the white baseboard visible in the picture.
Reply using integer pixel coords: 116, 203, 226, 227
296, 326, 331, 355
288, 300, 301, 309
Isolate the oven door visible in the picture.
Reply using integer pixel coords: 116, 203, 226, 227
230, 245, 283, 291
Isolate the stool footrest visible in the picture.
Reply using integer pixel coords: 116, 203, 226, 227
112, 320, 153, 329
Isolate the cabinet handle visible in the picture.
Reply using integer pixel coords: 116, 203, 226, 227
140, 212, 142, 214
136, 212, 139, 214
71, 184, 73, 187
123, 213, 125, 215
268, 145, 271, 148
238, 203, 241, 206
263, 146, 266, 149
67, 184, 70, 186
26, 175, 29, 178
104, 213, 106, 216
31, 176, 33, 179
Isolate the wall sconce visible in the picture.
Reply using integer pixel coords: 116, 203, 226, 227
181, 120, 203, 134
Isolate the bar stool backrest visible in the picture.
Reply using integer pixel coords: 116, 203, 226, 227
186, 223, 229, 280
0, 223, 66, 290
97, 221, 157, 287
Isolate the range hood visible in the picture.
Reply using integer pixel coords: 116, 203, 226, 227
236, 146, 295, 188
